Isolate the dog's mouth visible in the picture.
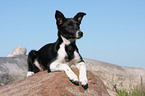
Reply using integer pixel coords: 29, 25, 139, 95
60, 30, 83, 40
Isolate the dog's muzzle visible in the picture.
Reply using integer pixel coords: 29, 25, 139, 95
76, 30, 83, 39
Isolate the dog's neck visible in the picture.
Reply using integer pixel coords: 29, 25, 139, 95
60, 35, 75, 45
56, 34, 76, 46
57, 35, 76, 61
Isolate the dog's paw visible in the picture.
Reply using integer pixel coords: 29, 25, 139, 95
27, 71, 34, 77
68, 75, 79, 83
70, 79, 79, 86
68, 73, 79, 85
79, 77, 88, 89
82, 83, 88, 90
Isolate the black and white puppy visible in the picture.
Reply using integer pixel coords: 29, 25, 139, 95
27, 10, 88, 88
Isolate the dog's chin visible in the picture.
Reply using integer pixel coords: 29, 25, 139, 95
76, 36, 82, 39
66, 36, 82, 40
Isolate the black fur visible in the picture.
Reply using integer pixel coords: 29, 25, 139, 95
27, 10, 86, 73
65, 41, 76, 61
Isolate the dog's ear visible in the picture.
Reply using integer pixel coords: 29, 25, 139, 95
73, 12, 86, 24
55, 10, 66, 25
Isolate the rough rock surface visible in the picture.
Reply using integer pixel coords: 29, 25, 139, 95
85, 58, 145, 89
7, 46, 27, 57
0, 55, 145, 91
0, 55, 27, 86
0, 68, 109, 96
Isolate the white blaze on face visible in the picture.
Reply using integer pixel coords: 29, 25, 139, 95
76, 30, 83, 39
76, 30, 80, 38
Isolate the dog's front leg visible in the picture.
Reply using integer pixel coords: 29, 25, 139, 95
76, 62, 88, 89
50, 62, 79, 84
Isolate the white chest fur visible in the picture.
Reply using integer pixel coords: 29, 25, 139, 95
57, 42, 67, 63
49, 37, 88, 87
56, 41, 81, 66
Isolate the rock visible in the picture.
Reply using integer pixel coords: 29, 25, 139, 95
85, 58, 145, 90
0, 53, 145, 93
107, 89, 119, 96
0, 55, 27, 86
0, 68, 109, 96
7, 46, 27, 57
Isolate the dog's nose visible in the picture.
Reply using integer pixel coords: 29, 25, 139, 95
78, 31, 83, 37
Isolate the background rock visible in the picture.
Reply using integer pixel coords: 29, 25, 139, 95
85, 58, 145, 90
0, 55, 27, 86
7, 46, 27, 57
0, 46, 145, 92
0, 55, 145, 91
0, 68, 109, 96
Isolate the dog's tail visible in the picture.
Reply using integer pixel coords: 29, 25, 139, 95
27, 50, 39, 73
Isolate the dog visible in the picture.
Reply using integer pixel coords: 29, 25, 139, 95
27, 10, 88, 89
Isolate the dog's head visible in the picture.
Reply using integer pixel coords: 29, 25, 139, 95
55, 10, 86, 40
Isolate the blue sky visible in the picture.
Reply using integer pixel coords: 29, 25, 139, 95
0, 0, 145, 69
